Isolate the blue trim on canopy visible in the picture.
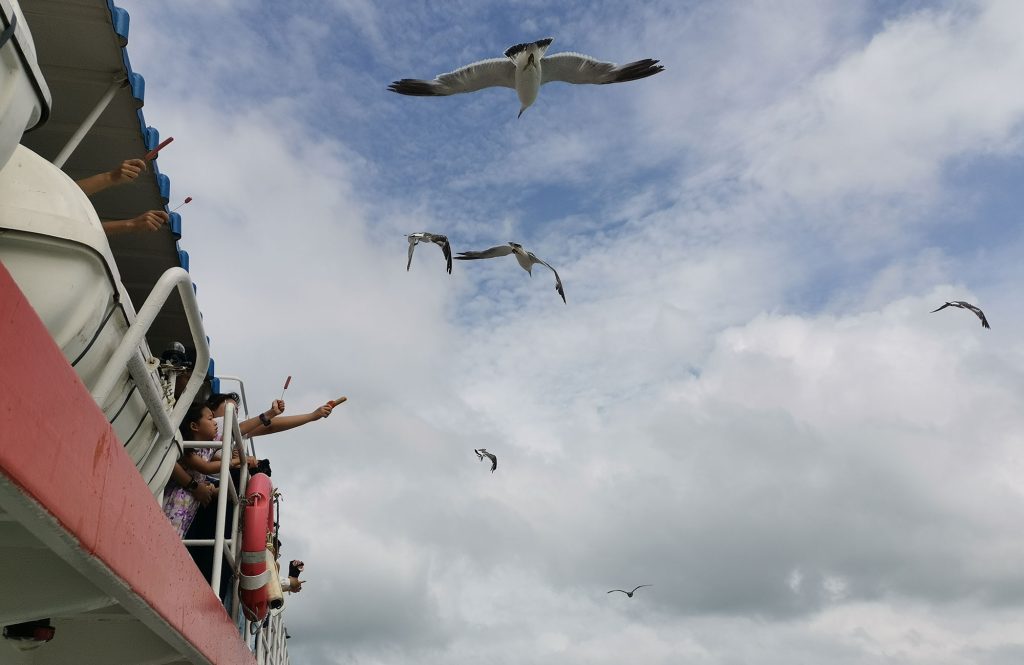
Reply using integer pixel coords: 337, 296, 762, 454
127, 72, 144, 105
110, 6, 129, 45
106, 2, 214, 364
156, 173, 169, 201
143, 126, 159, 151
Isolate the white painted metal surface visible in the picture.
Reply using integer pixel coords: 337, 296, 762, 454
0, 0, 50, 171
0, 144, 208, 496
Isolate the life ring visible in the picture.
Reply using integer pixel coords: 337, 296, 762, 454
239, 472, 273, 621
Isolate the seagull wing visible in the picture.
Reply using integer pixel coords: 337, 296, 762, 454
930, 302, 953, 313
959, 302, 991, 329
389, 58, 516, 96
435, 236, 453, 274
406, 235, 420, 271
607, 589, 628, 595
483, 451, 497, 472
474, 449, 484, 461
541, 52, 664, 85
455, 245, 515, 260
529, 253, 566, 304
630, 584, 652, 594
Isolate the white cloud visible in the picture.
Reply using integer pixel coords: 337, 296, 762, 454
106, 1, 1024, 663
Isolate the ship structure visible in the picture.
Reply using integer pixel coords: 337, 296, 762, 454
1, 1, 291, 662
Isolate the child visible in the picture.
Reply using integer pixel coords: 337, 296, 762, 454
163, 404, 222, 537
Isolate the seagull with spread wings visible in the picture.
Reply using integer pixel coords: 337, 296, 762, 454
406, 232, 452, 274
455, 242, 565, 303
474, 448, 497, 473
607, 585, 652, 598
930, 301, 990, 329
388, 37, 664, 118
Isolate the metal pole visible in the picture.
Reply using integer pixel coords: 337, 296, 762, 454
210, 403, 239, 591
53, 79, 122, 168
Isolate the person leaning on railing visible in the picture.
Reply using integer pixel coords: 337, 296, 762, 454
163, 403, 221, 537
73, 158, 169, 236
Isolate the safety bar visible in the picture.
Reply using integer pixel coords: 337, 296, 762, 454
254, 612, 289, 665
181, 402, 248, 595
216, 375, 259, 459
90, 267, 210, 454
178, 401, 291, 655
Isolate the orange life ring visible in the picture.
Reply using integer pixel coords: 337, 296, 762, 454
239, 472, 273, 621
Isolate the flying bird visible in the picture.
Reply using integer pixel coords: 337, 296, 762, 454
406, 232, 452, 274
474, 448, 497, 473
388, 37, 664, 118
607, 585, 652, 598
455, 242, 565, 303
930, 301, 990, 329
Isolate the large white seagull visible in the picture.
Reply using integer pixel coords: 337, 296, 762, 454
389, 37, 665, 117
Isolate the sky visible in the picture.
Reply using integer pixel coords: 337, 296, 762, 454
109, 0, 1024, 663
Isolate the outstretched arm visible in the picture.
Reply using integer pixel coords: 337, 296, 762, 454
238, 400, 286, 436
76, 158, 147, 195
102, 210, 169, 236
250, 401, 336, 437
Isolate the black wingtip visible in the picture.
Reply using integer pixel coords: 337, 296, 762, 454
605, 59, 665, 84
388, 79, 444, 96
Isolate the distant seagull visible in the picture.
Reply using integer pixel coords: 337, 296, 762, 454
930, 301, 990, 329
455, 242, 566, 303
406, 232, 452, 274
474, 448, 497, 473
607, 585, 652, 598
388, 37, 665, 118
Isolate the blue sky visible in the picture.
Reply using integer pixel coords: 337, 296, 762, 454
109, 0, 1024, 662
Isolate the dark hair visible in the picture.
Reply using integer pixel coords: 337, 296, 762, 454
205, 392, 240, 414
179, 403, 208, 441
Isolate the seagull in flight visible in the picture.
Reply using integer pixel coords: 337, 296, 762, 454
474, 448, 497, 473
388, 37, 665, 118
406, 232, 452, 274
455, 242, 565, 303
607, 585, 652, 598
930, 301, 990, 329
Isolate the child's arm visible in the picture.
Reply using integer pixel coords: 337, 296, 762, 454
180, 450, 222, 475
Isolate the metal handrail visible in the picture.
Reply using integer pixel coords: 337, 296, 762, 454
90, 268, 210, 475
180, 402, 247, 595
216, 375, 259, 459
254, 612, 290, 665
177, 401, 292, 660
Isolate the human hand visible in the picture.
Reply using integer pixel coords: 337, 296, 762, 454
287, 577, 303, 593
129, 210, 168, 232
109, 158, 146, 185
270, 399, 285, 416
192, 481, 216, 506
312, 403, 333, 420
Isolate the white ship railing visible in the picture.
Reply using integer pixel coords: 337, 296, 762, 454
179, 400, 292, 662
180, 402, 248, 596
89, 266, 210, 487
254, 612, 290, 665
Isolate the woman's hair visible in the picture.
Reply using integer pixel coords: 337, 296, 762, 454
205, 392, 240, 414
179, 403, 208, 441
